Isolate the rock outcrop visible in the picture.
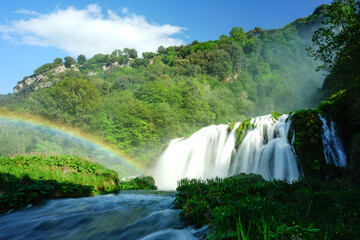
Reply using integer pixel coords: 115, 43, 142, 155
13, 65, 73, 93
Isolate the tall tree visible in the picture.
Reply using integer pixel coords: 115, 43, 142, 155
229, 27, 247, 43
123, 48, 138, 59
34, 78, 102, 127
77, 54, 86, 65
308, 0, 360, 87
64, 56, 76, 68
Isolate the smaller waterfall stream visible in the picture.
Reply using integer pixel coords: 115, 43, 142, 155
319, 115, 347, 167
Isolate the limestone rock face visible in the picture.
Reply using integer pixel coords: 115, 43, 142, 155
13, 64, 71, 93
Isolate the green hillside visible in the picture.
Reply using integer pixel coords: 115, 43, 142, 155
0, 5, 328, 163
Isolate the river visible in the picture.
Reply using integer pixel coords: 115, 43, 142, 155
0, 191, 207, 240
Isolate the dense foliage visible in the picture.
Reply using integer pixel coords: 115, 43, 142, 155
308, 0, 360, 185
0, 155, 157, 213
118, 176, 157, 190
174, 174, 360, 239
308, 0, 360, 91
0, 8, 327, 162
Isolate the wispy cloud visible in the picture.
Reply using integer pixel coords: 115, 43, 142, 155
1, 4, 186, 56
14, 8, 40, 16
121, 7, 129, 14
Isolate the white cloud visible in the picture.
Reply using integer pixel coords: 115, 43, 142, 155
1, 4, 186, 57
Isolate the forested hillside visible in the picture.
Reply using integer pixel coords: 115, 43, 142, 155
0, 5, 328, 163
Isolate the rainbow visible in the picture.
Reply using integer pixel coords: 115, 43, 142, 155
0, 110, 147, 177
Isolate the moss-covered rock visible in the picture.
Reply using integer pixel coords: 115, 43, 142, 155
229, 173, 265, 184
235, 118, 255, 148
271, 111, 282, 120
227, 122, 237, 133
290, 109, 327, 179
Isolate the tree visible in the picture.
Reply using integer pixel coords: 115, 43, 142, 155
164, 47, 177, 66
308, 0, 360, 77
64, 56, 76, 68
77, 54, 86, 65
220, 34, 229, 39
142, 52, 156, 59
101, 91, 153, 148
53, 58, 63, 65
135, 81, 170, 104
34, 78, 102, 126
131, 58, 149, 68
229, 27, 247, 43
246, 27, 265, 38
157, 46, 166, 55
123, 48, 138, 59
109, 50, 125, 64
87, 54, 109, 64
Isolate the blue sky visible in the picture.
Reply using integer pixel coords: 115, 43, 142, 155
0, 0, 332, 94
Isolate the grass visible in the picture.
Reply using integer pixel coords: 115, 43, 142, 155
0, 154, 156, 214
174, 173, 360, 239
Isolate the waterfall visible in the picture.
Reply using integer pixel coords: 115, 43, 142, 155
318, 115, 347, 167
154, 124, 238, 190
228, 114, 301, 182
154, 114, 347, 190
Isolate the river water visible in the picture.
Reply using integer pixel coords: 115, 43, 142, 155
0, 191, 207, 240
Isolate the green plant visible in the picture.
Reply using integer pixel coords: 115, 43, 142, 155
174, 174, 360, 239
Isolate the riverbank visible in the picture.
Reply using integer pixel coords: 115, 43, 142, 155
0, 155, 156, 214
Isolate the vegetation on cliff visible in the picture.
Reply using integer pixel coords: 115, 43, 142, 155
290, 109, 326, 178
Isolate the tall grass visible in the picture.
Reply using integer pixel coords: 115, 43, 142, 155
174, 173, 360, 239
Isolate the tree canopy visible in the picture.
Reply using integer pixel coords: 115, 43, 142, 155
308, 0, 360, 89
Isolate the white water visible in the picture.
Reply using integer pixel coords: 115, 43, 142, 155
154, 114, 347, 190
319, 115, 347, 167
0, 192, 207, 240
154, 114, 301, 190
228, 115, 301, 182
154, 124, 238, 190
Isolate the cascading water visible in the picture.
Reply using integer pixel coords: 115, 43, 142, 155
154, 113, 348, 190
154, 124, 238, 190
154, 114, 301, 190
318, 115, 347, 167
228, 115, 301, 182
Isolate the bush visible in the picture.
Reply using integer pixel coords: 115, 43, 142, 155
0, 154, 121, 213
119, 176, 157, 190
